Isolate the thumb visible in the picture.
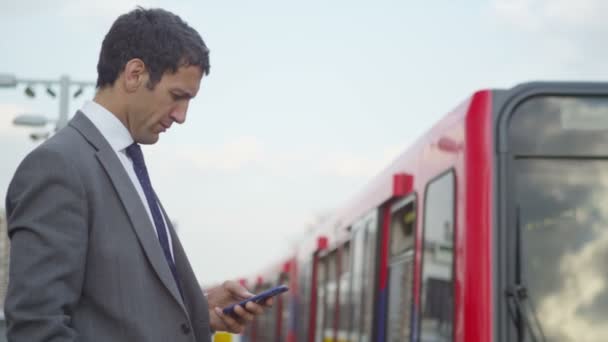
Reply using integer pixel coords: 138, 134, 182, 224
226, 280, 254, 299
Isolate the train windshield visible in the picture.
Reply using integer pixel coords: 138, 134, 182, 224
510, 96, 608, 341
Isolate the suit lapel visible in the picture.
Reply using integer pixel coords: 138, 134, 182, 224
160, 203, 194, 287
160, 202, 212, 328
69, 112, 187, 313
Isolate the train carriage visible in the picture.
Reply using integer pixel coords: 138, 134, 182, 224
237, 82, 608, 342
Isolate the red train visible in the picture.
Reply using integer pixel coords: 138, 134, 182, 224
238, 82, 608, 342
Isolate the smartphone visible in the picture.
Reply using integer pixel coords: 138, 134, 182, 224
222, 285, 289, 316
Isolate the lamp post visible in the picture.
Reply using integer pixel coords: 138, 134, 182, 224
12, 114, 53, 127
11, 114, 56, 141
0, 73, 95, 132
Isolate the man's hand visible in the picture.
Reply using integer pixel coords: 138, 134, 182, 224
206, 280, 273, 334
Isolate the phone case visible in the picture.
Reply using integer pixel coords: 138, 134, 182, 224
222, 285, 289, 316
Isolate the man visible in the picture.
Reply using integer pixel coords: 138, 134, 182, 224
4, 7, 268, 342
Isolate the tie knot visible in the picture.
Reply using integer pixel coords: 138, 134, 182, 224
126, 143, 143, 163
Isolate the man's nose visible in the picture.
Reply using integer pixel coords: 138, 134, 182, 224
170, 103, 188, 124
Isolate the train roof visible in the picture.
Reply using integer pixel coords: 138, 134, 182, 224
297, 89, 484, 255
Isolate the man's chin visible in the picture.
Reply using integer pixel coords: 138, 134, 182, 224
136, 133, 160, 145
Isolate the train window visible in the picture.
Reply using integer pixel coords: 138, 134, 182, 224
255, 283, 274, 342
419, 172, 455, 341
280, 271, 290, 341
323, 251, 339, 342
298, 262, 311, 342
338, 243, 351, 342
514, 159, 608, 340
349, 220, 366, 341
315, 255, 327, 342
390, 198, 416, 257
349, 211, 379, 342
386, 196, 416, 342
506, 95, 608, 340
361, 213, 378, 341
509, 96, 608, 156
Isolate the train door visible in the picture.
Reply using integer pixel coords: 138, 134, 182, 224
316, 249, 338, 342
337, 243, 351, 342
298, 261, 311, 342
314, 244, 350, 342
278, 263, 291, 342
349, 210, 379, 342
253, 280, 274, 342
418, 171, 455, 341
385, 195, 417, 341
308, 237, 329, 342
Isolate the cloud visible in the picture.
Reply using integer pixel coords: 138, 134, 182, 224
140, 136, 404, 285
59, 0, 158, 20
317, 145, 403, 179
176, 136, 267, 172
491, 0, 540, 31
517, 159, 608, 340
0, 0, 55, 16
491, 0, 608, 32
489, 0, 608, 75
0, 0, 162, 22
156, 136, 403, 181
537, 228, 608, 340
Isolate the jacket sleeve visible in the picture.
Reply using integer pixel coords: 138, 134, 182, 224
4, 145, 88, 342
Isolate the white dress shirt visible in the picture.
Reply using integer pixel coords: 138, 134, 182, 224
81, 100, 174, 260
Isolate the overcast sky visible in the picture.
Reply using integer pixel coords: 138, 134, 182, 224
1, 0, 608, 286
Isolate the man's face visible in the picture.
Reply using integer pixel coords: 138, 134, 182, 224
127, 65, 203, 144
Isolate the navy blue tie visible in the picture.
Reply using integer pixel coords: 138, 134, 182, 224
126, 143, 182, 295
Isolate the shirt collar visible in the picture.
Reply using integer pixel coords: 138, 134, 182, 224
80, 100, 133, 152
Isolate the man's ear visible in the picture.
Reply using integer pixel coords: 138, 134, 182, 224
123, 58, 147, 92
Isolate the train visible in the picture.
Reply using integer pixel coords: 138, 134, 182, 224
231, 82, 608, 342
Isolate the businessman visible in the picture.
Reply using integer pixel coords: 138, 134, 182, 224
4, 7, 267, 342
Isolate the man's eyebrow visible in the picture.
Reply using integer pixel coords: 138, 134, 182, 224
170, 88, 194, 98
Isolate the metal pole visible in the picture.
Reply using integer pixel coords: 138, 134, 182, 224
3, 73, 95, 136
57, 74, 70, 131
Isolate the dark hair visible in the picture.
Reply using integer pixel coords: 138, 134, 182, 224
96, 7, 210, 89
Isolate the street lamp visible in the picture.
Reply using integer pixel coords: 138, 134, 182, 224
24, 85, 35, 98
0, 72, 95, 132
12, 113, 56, 142
0, 73, 17, 88
29, 131, 51, 141
12, 114, 53, 127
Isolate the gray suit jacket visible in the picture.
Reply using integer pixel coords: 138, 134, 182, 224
4, 112, 211, 342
